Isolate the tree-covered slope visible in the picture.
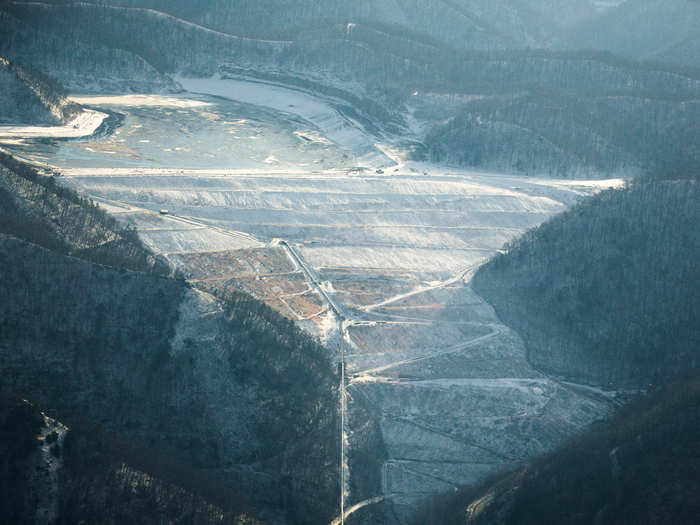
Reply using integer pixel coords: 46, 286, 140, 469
411, 371, 700, 525
0, 57, 81, 124
0, 157, 343, 524
423, 89, 700, 176
473, 176, 700, 388
52, 0, 598, 50
0, 59, 58, 125
0, 395, 46, 524
0, 395, 263, 525
0, 9, 178, 93
0, 152, 167, 274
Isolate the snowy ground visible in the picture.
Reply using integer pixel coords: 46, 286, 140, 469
69, 94, 212, 108
13, 79, 624, 523
4, 93, 356, 171
32, 413, 69, 525
0, 108, 107, 139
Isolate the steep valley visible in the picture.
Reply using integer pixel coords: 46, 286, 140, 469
413, 173, 700, 525
0, 2, 698, 523
1, 79, 625, 523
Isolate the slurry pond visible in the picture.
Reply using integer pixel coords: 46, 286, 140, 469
4, 93, 355, 170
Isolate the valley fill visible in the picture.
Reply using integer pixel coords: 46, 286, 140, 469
0, 2, 698, 525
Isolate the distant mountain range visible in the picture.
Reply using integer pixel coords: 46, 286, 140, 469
561, 0, 700, 68
24, 0, 695, 67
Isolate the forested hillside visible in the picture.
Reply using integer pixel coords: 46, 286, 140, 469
42, 0, 599, 49
0, 395, 263, 525
0, 152, 166, 273
0, 157, 346, 524
0, 57, 81, 124
7, 3, 698, 99
0, 59, 57, 125
423, 88, 700, 176
473, 175, 700, 387
0, 9, 178, 93
411, 371, 700, 525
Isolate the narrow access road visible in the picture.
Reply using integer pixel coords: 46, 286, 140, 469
360, 266, 475, 312
350, 323, 503, 380
329, 495, 389, 525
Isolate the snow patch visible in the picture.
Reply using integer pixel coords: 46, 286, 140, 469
33, 413, 69, 525
318, 309, 340, 346
294, 130, 332, 145
69, 94, 212, 108
0, 109, 107, 140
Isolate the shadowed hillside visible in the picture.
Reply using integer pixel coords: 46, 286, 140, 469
0, 156, 346, 524
411, 370, 700, 525
0, 395, 263, 525
0, 57, 81, 124
473, 175, 700, 388
0, 152, 168, 274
